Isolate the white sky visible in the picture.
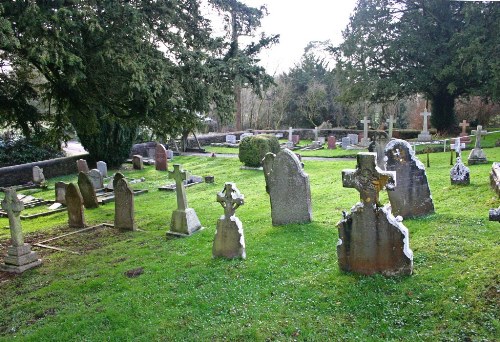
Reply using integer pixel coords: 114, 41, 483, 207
241, 0, 358, 74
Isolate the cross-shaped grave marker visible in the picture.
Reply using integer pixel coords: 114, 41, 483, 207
2, 188, 25, 247
451, 137, 466, 157
216, 182, 244, 219
360, 116, 371, 146
169, 164, 188, 210
342, 152, 396, 206
459, 120, 470, 136
386, 114, 395, 138
471, 125, 487, 149
420, 109, 431, 134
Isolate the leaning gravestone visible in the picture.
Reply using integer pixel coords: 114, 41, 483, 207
262, 149, 312, 225
155, 144, 168, 171
132, 155, 144, 170
114, 178, 136, 231
88, 169, 104, 189
0, 188, 42, 273
96, 161, 108, 177
55, 181, 68, 205
384, 139, 434, 218
32, 166, 45, 184
468, 125, 488, 165
66, 183, 85, 228
212, 182, 246, 259
77, 159, 89, 173
167, 164, 202, 236
337, 152, 413, 276
77, 172, 99, 209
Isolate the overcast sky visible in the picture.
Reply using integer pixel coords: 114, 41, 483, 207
241, 0, 358, 74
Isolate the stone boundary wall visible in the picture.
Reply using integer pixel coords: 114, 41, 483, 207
0, 154, 90, 187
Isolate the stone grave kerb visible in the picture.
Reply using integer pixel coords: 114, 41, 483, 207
472, 125, 487, 149
217, 182, 244, 219
342, 152, 396, 206
169, 164, 188, 210
2, 188, 25, 246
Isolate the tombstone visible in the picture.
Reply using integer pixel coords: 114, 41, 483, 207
77, 172, 99, 209
450, 157, 470, 185
167, 164, 202, 236
114, 178, 136, 231
166, 149, 174, 160
451, 137, 466, 158
76, 159, 89, 173
318, 136, 326, 145
132, 155, 144, 170
288, 127, 293, 143
88, 169, 104, 189
386, 114, 395, 138
292, 135, 300, 145
155, 144, 168, 171
459, 120, 471, 143
360, 116, 371, 146
113, 172, 125, 190
314, 127, 319, 142
55, 181, 68, 205
212, 182, 246, 259
0, 189, 42, 273
490, 162, 500, 198
338, 152, 412, 276
368, 133, 390, 170
65, 183, 85, 228
96, 161, 108, 177
347, 133, 358, 145
384, 139, 435, 218
262, 149, 312, 225
468, 125, 488, 165
417, 109, 432, 142
240, 133, 253, 141
341, 137, 351, 150
32, 166, 45, 184
327, 136, 336, 149
226, 134, 237, 144
147, 147, 156, 160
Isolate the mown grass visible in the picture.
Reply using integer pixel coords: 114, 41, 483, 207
0, 147, 499, 341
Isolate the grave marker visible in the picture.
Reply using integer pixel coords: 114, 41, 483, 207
327, 136, 336, 149
417, 109, 432, 142
459, 120, 471, 142
32, 166, 45, 184
386, 114, 395, 138
96, 161, 108, 177
226, 135, 237, 144
77, 159, 89, 173
88, 169, 104, 189
348, 133, 358, 145
114, 178, 136, 231
132, 155, 144, 170
77, 172, 99, 209
66, 183, 85, 228
155, 144, 168, 171
55, 181, 68, 205
468, 125, 488, 165
360, 116, 371, 146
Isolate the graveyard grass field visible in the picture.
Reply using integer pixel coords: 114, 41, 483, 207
0, 147, 499, 340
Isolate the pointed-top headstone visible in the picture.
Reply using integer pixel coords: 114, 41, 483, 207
155, 144, 168, 171
77, 159, 89, 173
65, 183, 85, 228
114, 178, 136, 230
77, 172, 99, 209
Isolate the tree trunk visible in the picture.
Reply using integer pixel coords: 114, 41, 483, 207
430, 91, 456, 133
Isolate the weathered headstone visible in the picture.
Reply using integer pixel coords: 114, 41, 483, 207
327, 136, 336, 149
32, 166, 45, 184
459, 120, 471, 143
0, 189, 42, 273
77, 172, 99, 209
155, 144, 168, 171
468, 125, 488, 165
96, 161, 108, 177
77, 159, 89, 173
292, 135, 300, 145
386, 114, 395, 138
341, 137, 351, 150
226, 135, 237, 144
114, 178, 136, 231
490, 162, 500, 198
417, 109, 432, 142
360, 116, 371, 146
113, 172, 125, 190
167, 164, 202, 236
318, 136, 326, 145
368, 133, 390, 170
348, 133, 358, 145
337, 152, 413, 276
212, 182, 246, 259
65, 183, 85, 228
262, 149, 312, 225
88, 169, 104, 189
384, 139, 435, 218
55, 181, 68, 205
132, 155, 144, 170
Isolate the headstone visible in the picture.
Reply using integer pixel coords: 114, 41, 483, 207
318, 136, 326, 145
0, 189, 42, 273
384, 139, 435, 218
166, 149, 174, 160
212, 182, 246, 259
147, 147, 156, 160
114, 178, 136, 231
132, 155, 144, 170
292, 135, 300, 144
368, 133, 390, 170
417, 109, 432, 142
450, 157, 470, 185
360, 116, 371, 146
113, 172, 125, 190
327, 136, 336, 149
96, 161, 108, 177
490, 162, 500, 198
55, 181, 68, 205
459, 120, 471, 142
468, 125, 488, 165
77, 172, 99, 209
338, 152, 412, 276
314, 127, 319, 141
262, 149, 312, 225
65, 183, 85, 228
240, 133, 253, 141
88, 169, 104, 189
450, 137, 466, 158
76, 159, 89, 173
341, 137, 351, 150
347, 133, 358, 145
167, 164, 202, 236
226, 135, 237, 144
155, 144, 168, 171
32, 166, 45, 184
386, 114, 395, 138
288, 127, 293, 143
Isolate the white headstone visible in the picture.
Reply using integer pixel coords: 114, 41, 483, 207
347, 134, 358, 145
226, 135, 237, 144
32, 166, 45, 184
96, 161, 108, 177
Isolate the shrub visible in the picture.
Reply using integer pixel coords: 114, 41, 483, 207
0, 136, 64, 167
238, 134, 280, 167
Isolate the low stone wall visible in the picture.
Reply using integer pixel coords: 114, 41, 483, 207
0, 154, 90, 187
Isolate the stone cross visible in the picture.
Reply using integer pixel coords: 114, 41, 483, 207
459, 120, 470, 135
217, 182, 244, 219
361, 116, 370, 139
169, 164, 188, 210
342, 152, 396, 206
471, 125, 487, 149
1, 188, 25, 247
386, 114, 395, 138
314, 127, 319, 141
420, 109, 431, 134
288, 127, 293, 142
451, 137, 465, 157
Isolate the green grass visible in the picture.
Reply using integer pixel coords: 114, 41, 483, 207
0, 147, 499, 341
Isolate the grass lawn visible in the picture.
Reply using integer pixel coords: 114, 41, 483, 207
0, 147, 499, 340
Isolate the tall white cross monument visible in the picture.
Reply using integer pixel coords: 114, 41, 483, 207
417, 109, 432, 142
